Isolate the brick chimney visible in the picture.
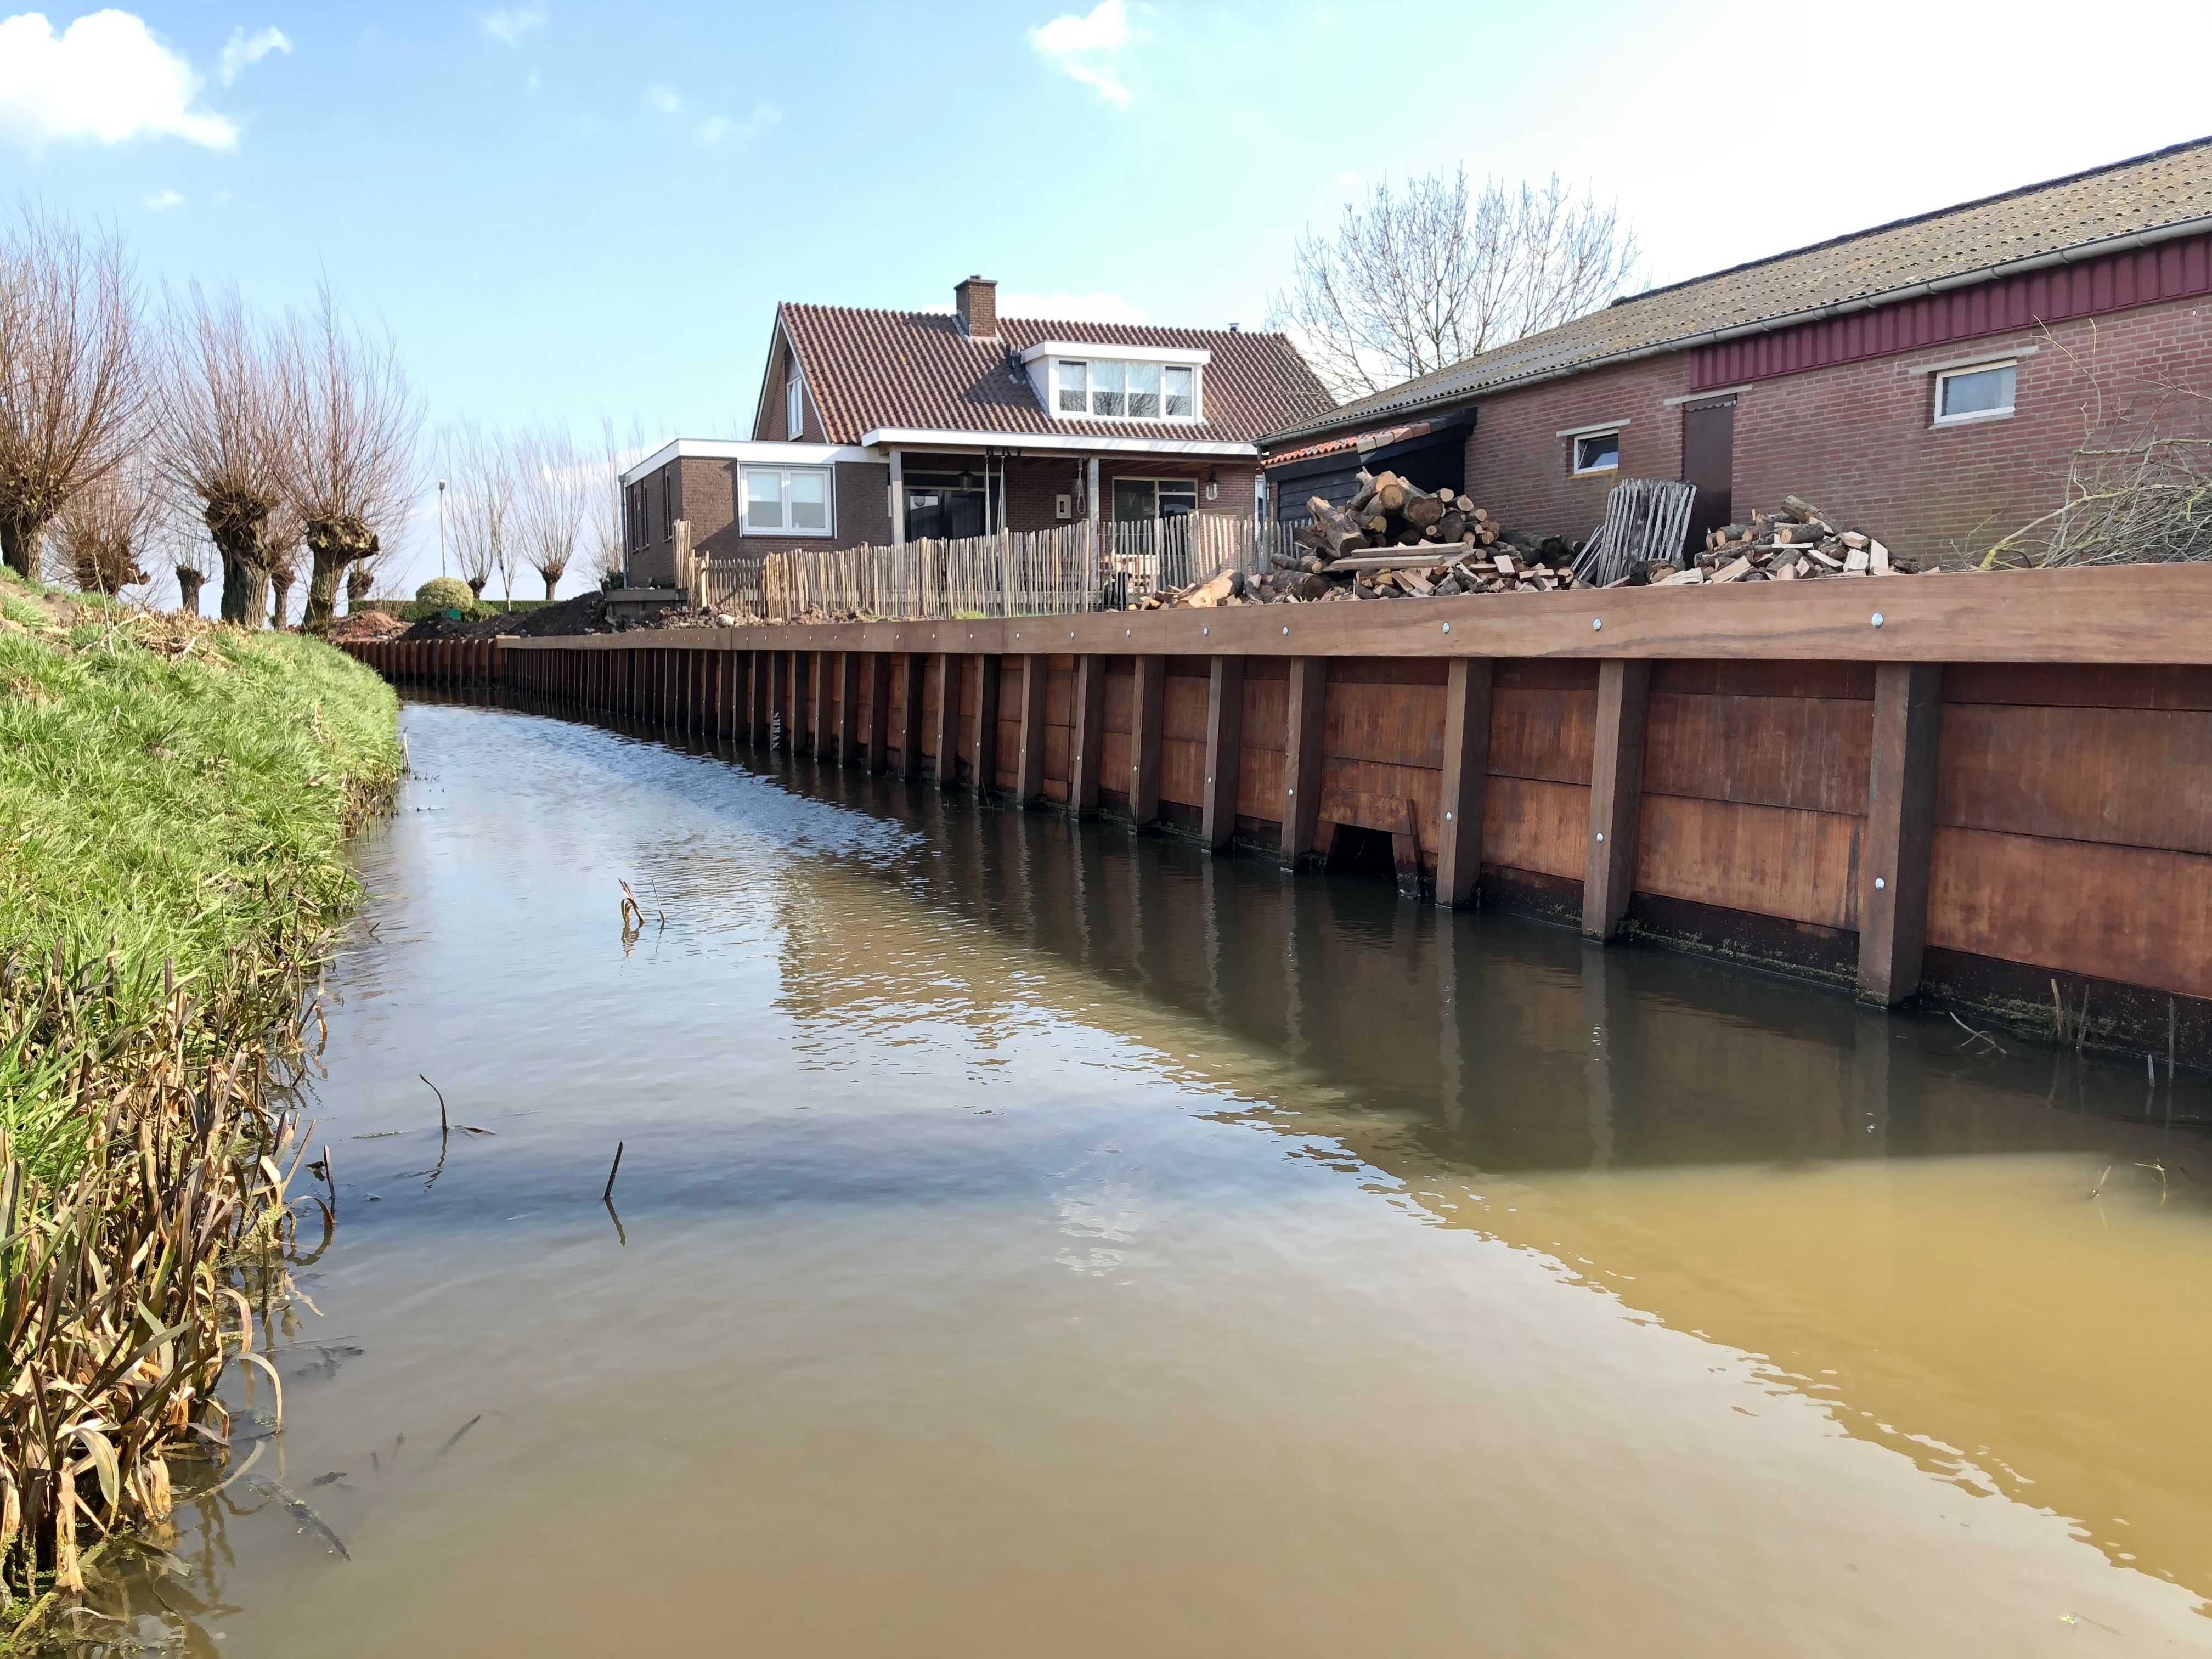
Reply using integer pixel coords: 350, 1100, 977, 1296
955, 275, 998, 340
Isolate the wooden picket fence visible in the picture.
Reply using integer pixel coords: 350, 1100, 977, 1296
685, 512, 1274, 623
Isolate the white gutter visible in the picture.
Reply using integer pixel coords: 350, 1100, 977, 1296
859, 426, 1257, 459
620, 437, 877, 486
1263, 210, 2212, 445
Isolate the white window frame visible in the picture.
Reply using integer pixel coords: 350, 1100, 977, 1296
1931, 358, 2018, 428
740, 464, 835, 538
1023, 345, 1209, 425
786, 371, 806, 441
1570, 428, 1622, 476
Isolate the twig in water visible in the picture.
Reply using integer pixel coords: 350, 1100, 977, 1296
2087, 1164, 2112, 1200
420, 1074, 448, 1135
603, 1141, 624, 1203
435, 1415, 482, 1459
1948, 1011, 2009, 1055
618, 880, 645, 933
605, 1195, 627, 1246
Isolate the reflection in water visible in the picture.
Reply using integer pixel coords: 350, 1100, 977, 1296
63, 692, 2212, 1657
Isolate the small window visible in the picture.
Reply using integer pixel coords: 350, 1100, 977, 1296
1158, 481, 1198, 517
1163, 365, 1194, 417
1934, 360, 2016, 425
743, 465, 834, 535
1126, 362, 1161, 419
1572, 430, 1620, 475
786, 372, 806, 439
1057, 360, 1088, 413
1091, 360, 1126, 418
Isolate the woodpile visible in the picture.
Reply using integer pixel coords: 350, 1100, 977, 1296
1136, 469, 1591, 608
1630, 495, 1922, 586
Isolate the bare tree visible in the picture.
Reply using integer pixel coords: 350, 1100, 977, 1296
1269, 170, 1641, 402
514, 422, 590, 600
286, 283, 419, 630
0, 209, 150, 580
53, 456, 159, 597
440, 422, 511, 600
265, 500, 302, 627
587, 416, 630, 588
160, 284, 296, 626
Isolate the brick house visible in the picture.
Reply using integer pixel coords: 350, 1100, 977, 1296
620, 276, 1333, 586
1260, 137, 2212, 561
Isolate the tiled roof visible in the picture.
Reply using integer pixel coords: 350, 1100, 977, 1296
777, 304, 1336, 447
1263, 419, 1442, 470
1267, 134, 2212, 445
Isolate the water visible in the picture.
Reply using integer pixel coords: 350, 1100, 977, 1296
75, 695, 2212, 1656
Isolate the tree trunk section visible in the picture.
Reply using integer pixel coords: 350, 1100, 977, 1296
304, 549, 351, 631
1, 516, 42, 582
219, 553, 270, 627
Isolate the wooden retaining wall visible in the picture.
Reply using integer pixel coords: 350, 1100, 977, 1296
340, 565, 2212, 1065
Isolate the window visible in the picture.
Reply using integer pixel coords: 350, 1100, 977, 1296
742, 465, 833, 535
786, 372, 806, 440
1164, 365, 1194, 417
1110, 478, 1200, 521
1057, 360, 1088, 413
1572, 430, 1621, 475
660, 471, 674, 537
1934, 360, 2016, 425
1091, 360, 1126, 417
1127, 362, 1161, 418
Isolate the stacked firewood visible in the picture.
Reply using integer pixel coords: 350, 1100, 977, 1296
1634, 495, 1919, 585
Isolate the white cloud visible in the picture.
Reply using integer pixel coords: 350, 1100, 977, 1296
696, 102, 779, 148
481, 5, 544, 46
1029, 0, 1137, 108
217, 24, 289, 85
997, 289, 1149, 325
524, 69, 540, 92
0, 10, 238, 151
144, 188, 183, 210
642, 82, 681, 115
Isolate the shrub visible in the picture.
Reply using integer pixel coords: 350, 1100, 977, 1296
415, 575, 475, 611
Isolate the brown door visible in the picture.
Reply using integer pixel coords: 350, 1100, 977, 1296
1681, 397, 1736, 552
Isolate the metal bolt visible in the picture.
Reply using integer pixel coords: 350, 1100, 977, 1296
1593, 618, 1603, 631
1444, 811, 1453, 821
1202, 627, 1209, 635
1596, 832, 1605, 843
1442, 622, 1451, 633
1871, 612, 1885, 628
1282, 625, 1288, 634
1875, 876, 1887, 890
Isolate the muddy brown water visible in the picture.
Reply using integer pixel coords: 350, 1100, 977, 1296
69, 693, 2212, 1656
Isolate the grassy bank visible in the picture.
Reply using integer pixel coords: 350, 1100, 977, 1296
0, 567, 401, 1623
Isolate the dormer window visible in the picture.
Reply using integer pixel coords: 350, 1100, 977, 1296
1022, 341, 1210, 424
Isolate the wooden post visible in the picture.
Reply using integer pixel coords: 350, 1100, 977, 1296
1281, 656, 1327, 866
1582, 658, 1652, 941
836, 650, 861, 763
933, 652, 959, 787
811, 650, 830, 757
751, 651, 770, 745
1016, 655, 1048, 806
900, 652, 926, 780
1071, 655, 1105, 814
1436, 657, 1494, 908
1202, 654, 1245, 851
969, 653, 1001, 795
1857, 662, 1944, 1006
1129, 654, 1165, 828
866, 651, 890, 772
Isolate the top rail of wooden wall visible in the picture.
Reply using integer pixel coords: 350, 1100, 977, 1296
503, 565, 2212, 665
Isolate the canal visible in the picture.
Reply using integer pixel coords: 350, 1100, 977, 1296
76, 693, 2212, 1654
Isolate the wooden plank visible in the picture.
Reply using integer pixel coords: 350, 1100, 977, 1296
865, 651, 889, 771
1639, 794, 1862, 930
668, 564, 2212, 666
970, 652, 1000, 795
1282, 657, 1327, 865
901, 652, 926, 780
1130, 654, 1165, 827
1644, 691, 1874, 816
1483, 775, 1589, 879
834, 651, 859, 761
1017, 654, 1048, 806
1072, 655, 1106, 812
933, 652, 958, 786
1927, 826, 2212, 1001
1203, 654, 1246, 850
1934, 703, 2212, 854
1488, 685, 1596, 786
1583, 658, 1652, 941
1436, 657, 1493, 907
1857, 662, 1943, 1005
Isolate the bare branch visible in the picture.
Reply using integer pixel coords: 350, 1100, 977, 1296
512, 422, 591, 600
437, 421, 513, 600
1268, 170, 1641, 402
0, 207, 150, 579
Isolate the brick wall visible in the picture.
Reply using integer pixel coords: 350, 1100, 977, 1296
1459, 290, 2212, 560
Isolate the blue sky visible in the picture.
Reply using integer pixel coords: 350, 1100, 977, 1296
5, 0, 2212, 597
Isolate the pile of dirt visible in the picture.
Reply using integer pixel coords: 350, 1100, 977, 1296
400, 590, 743, 640
324, 609, 408, 642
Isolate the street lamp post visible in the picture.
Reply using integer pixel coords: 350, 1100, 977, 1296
437, 479, 448, 579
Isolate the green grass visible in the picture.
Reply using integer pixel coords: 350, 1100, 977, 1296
0, 567, 402, 1138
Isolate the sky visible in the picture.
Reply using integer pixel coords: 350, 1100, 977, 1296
6, 0, 2212, 602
